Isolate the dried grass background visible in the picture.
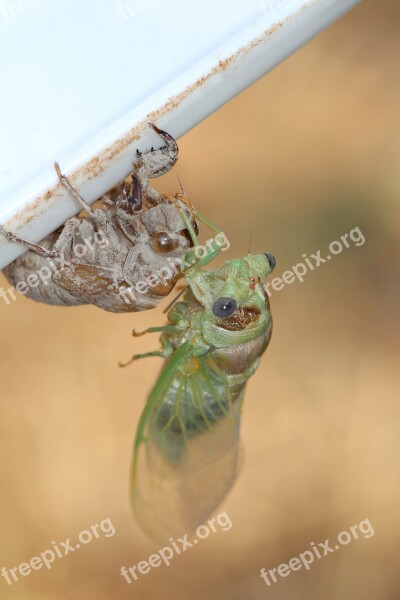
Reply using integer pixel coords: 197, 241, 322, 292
0, 1, 399, 598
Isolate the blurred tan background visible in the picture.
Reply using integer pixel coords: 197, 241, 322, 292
1, 1, 399, 598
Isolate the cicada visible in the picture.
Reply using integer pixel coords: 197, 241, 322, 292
1, 125, 196, 312
121, 212, 276, 541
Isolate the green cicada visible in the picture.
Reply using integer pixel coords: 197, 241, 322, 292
121, 209, 276, 541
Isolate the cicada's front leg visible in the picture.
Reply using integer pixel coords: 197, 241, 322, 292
166, 204, 232, 307
134, 124, 179, 207
174, 202, 227, 271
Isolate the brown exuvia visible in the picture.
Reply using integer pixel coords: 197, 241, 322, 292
1, 125, 197, 313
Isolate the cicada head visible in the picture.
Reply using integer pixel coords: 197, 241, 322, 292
198, 253, 276, 347
141, 202, 195, 256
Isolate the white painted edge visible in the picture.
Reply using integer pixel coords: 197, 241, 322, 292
0, 0, 361, 269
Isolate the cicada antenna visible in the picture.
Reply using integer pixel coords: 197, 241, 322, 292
163, 286, 187, 313
248, 232, 254, 256
177, 174, 188, 198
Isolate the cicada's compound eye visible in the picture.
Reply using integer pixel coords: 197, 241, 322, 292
150, 232, 179, 254
179, 229, 194, 248
264, 253, 276, 271
212, 297, 238, 319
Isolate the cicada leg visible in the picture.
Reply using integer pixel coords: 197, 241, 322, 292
0, 160, 108, 260
134, 124, 179, 207
54, 162, 98, 218
171, 200, 227, 273
162, 286, 187, 314
118, 350, 167, 368
135, 155, 165, 207
132, 325, 181, 337
195, 210, 224, 235
119, 332, 174, 368
0, 225, 61, 258
0, 217, 80, 259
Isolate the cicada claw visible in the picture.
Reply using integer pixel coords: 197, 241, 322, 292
132, 329, 149, 337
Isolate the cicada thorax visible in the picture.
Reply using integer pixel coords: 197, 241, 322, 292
211, 322, 272, 376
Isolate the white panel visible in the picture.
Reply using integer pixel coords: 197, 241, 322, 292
0, 0, 361, 268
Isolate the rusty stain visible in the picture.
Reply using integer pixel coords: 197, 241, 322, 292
7, 19, 286, 233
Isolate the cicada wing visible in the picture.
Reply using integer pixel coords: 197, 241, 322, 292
131, 352, 243, 543
54, 264, 144, 312
53, 264, 115, 297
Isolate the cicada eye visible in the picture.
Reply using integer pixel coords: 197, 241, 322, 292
264, 253, 276, 271
150, 232, 179, 254
212, 297, 238, 318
